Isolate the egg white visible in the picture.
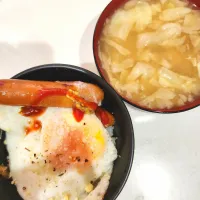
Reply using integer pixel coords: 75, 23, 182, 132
0, 105, 117, 200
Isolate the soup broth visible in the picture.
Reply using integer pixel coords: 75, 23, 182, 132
99, 0, 200, 110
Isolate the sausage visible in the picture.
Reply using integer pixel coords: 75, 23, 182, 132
95, 107, 115, 128
60, 81, 104, 104
0, 79, 104, 111
0, 79, 115, 127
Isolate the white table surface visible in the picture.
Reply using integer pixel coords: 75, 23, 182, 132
1, 0, 200, 200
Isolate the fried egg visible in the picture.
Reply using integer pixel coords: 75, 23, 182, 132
0, 105, 117, 200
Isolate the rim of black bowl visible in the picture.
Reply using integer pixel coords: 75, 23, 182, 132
92, 1, 199, 114
11, 63, 134, 200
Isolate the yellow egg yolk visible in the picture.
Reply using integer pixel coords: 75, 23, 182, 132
42, 112, 106, 172
46, 129, 93, 171
83, 128, 105, 159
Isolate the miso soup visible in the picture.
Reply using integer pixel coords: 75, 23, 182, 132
99, 0, 200, 110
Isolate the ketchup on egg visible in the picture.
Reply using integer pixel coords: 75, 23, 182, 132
20, 106, 45, 135
20, 106, 46, 117
25, 120, 42, 135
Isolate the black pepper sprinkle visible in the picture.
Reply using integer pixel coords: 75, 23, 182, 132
23, 187, 26, 190
58, 173, 64, 176
53, 168, 56, 172
83, 123, 86, 125
76, 157, 81, 162
85, 159, 88, 162
25, 148, 30, 152
44, 160, 47, 164
31, 161, 35, 164
34, 154, 36, 157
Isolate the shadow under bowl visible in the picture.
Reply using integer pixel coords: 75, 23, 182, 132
0, 64, 134, 200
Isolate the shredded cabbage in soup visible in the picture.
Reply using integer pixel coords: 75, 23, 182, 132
99, 0, 200, 110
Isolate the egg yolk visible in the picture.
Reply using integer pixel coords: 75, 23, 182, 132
42, 113, 106, 172
46, 129, 93, 171
83, 129, 105, 159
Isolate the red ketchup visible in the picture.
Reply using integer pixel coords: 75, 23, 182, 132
33, 88, 98, 111
95, 107, 110, 127
73, 107, 85, 122
20, 106, 46, 135
20, 106, 46, 117
32, 88, 68, 105
25, 120, 42, 135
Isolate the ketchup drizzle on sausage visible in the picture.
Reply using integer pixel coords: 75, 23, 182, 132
95, 107, 114, 127
33, 89, 68, 105
33, 88, 98, 111
73, 107, 84, 122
